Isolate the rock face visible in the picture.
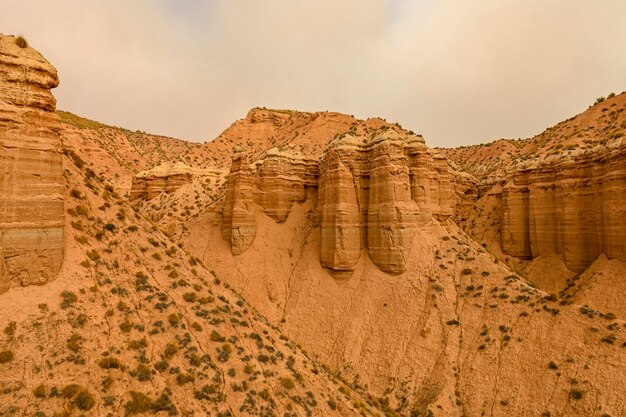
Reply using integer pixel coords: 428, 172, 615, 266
130, 161, 194, 200
222, 152, 257, 255
252, 148, 318, 222
0, 35, 64, 294
130, 161, 221, 200
221, 129, 454, 273
501, 140, 626, 272
319, 131, 453, 273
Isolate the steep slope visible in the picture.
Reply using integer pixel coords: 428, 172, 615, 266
182, 125, 626, 417
0, 35, 396, 417
3, 33, 624, 417
0, 110, 392, 417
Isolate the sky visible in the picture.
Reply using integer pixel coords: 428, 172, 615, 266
1, 0, 625, 147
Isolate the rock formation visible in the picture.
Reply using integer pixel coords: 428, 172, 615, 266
221, 129, 454, 273
222, 151, 257, 255
129, 161, 221, 201
501, 140, 626, 272
252, 148, 318, 222
0, 35, 64, 294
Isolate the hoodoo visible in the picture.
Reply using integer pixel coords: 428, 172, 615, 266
0, 35, 64, 294
501, 142, 626, 272
221, 128, 454, 273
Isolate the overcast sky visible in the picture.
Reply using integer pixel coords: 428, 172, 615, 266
2, 0, 625, 147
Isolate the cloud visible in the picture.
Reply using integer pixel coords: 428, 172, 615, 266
1, 0, 625, 147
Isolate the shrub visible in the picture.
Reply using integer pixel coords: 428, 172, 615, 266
120, 320, 133, 333
163, 343, 178, 359
86, 249, 101, 262
131, 364, 152, 381
67, 333, 82, 353
33, 384, 47, 398
176, 372, 195, 385
570, 389, 584, 400
125, 391, 177, 415
155, 360, 169, 371
98, 356, 122, 369
4, 321, 16, 336
74, 390, 96, 410
0, 350, 14, 364
461, 268, 473, 275
15, 36, 28, 48
167, 314, 180, 327
125, 391, 153, 415
210, 330, 225, 343
183, 292, 197, 303
128, 338, 147, 350
280, 377, 295, 389
75, 205, 89, 216
60, 291, 78, 309
547, 361, 558, 370
604, 312, 617, 320
61, 384, 95, 411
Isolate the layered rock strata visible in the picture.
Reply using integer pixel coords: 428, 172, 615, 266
319, 130, 453, 273
501, 140, 626, 272
130, 161, 221, 200
222, 152, 257, 255
0, 35, 64, 294
222, 130, 455, 273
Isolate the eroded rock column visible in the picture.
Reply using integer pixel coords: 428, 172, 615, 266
222, 152, 256, 255
0, 35, 64, 294
367, 141, 419, 274
319, 151, 361, 271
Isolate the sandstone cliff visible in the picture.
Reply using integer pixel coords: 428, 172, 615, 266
129, 160, 221, 201
221, 128, 454, 274
501, 139, 626, 272
446, 93, 626, 275
0, 35, 64, 294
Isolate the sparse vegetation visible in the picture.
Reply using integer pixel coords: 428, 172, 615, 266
0, 350, 14, 364
15, 36, 28, 48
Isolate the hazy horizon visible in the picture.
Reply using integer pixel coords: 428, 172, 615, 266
2, 0, 625, 146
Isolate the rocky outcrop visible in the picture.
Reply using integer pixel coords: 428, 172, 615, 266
252, 148, 318, 222
221, 129, 455, 273
319, 130, 453, 274
0, 35, 64, 294
130, 161, 193, 200
130, 161, 220, 200
222, 152, 257, 255
501, 140, 626, 272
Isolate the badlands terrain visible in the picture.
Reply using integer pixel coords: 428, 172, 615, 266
1, 34, 625, 417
